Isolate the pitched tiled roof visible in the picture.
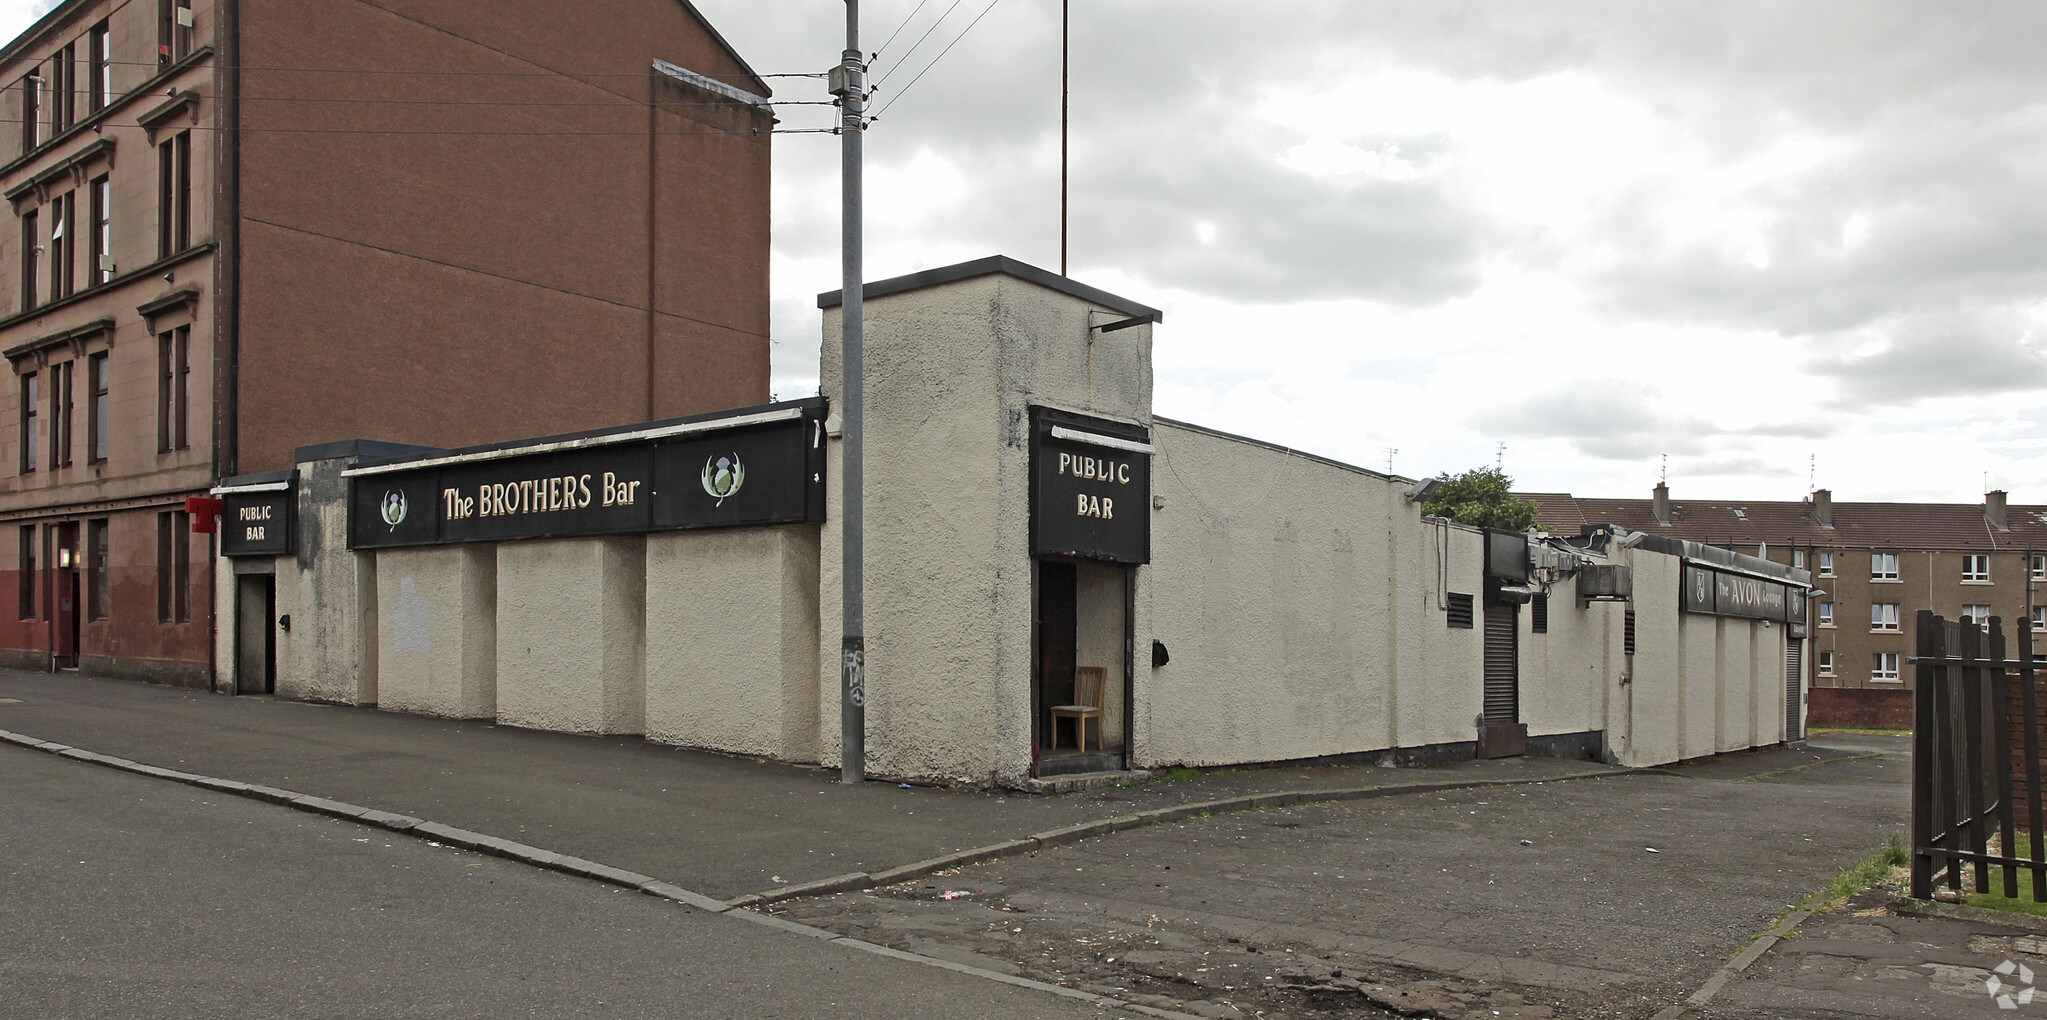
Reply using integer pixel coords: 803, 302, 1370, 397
1517, 492, 2047, 552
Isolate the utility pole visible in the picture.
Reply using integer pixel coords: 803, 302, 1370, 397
836, 0, 867, 784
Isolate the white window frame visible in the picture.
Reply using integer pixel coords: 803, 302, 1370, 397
1817, 650, 1834, 676
1964, 604, 1992, 627
1818, 602, 1834, 627
1818, 552, 1834, 577
1872, 652, 1901, 683
1871, 603, 1900, 631
1871, 552, 1899, 581
1963, 554, 1990, 583
2033, 555, 2046, 581
1792, 550, 1806, 569
2031, 605, 2045, 631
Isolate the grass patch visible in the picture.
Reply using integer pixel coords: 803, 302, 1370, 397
1966, 834, 2047, 917
1809, 727, 1911, 736
1149, 766, 1203, 784
1794, 833, 1910, 913
1823, 832, 1911, 903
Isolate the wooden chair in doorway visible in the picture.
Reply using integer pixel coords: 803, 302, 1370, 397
1051, 666, 1106, 751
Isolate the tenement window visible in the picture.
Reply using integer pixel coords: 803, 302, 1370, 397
19, 66, 39, 151
1963, 554, 1990, 582
157, 509, 188, 622
88, 175, 109, 284
2035, 555, 2047, 581
157, 131, 190, 257
18, 371, 36, 473
1872, 652, 1900, 683
20, 208, 38, 311
1818, 552, 1834, 577
1963, 604, 1992, 627
2032, 605, 2045, 632
86, 352, 107, 462
49, 42, 72, 133
1871, 553, 1900, 580
47, 190, 72, 300
87, 21, 108, 112
1817, 650, 1835, 676
47, 360, 71, 469
158, 0, 193, 65
157, 326, 188, 451
1871, 603, 1900, 631
86, 517, 107, 620
1818, 602, 1833, 626
17, 525, 34, 619
1792, 550, 1806, 569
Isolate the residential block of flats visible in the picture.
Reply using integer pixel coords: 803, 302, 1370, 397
0, 0, 774, 684
1524, 484, 2047, 725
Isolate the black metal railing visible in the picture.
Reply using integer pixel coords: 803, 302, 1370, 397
1910, 610, 2046, 901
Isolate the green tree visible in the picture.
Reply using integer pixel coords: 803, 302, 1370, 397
1419, 466, 1541, 531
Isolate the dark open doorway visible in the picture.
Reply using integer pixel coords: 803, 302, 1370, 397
52, 522, 78, 669
235, 573, 275, 694
1032, 557, 1131, 777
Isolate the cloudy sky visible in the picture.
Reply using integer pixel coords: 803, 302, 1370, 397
9, 0, 2043, 503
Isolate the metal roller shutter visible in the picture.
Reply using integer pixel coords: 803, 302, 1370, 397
1483, 604, 1518, 723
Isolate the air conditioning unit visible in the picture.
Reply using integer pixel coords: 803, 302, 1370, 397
97, 254, 114, 274
1578, 564, 1632, 600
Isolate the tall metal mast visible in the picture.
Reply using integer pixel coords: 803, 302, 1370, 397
837, 0, 868, 784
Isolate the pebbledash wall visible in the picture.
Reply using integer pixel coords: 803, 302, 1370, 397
215, 257, 1808, 787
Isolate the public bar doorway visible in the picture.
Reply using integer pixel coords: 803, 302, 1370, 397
1032, 557, 1132, 777
235, 572, 275, 695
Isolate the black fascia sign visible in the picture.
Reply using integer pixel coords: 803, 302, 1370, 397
349, 403, 827, 550
221, 490, 295, 557
1682, 562, 1795, 622
1485, 530, 1530, 581
1032, 413, 1150, 564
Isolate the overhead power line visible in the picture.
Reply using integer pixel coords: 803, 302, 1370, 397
870, 0, 933, 62
873, 0, 1003, 119
872, 0, 969, 87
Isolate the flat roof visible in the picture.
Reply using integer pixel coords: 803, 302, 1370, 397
817, 255, 1162, 323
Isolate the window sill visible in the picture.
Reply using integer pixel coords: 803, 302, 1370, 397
1962, 579, 1995, 585
1, 46, 215, 180
1871, 628, 1900, 633
0, 243, 216, 353
1870, 578, 1902, 583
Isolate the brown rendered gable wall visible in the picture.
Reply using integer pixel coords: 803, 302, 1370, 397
231, 0, 771, 474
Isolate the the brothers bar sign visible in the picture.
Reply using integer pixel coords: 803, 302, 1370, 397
347, 402, 827, 550
1031, 408, 1151, 564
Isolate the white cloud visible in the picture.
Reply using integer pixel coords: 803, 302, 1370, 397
0, 1, 2030, 504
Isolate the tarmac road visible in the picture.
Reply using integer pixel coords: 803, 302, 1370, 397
0, 745, 1127, 1020
775, 736, 1912, 1019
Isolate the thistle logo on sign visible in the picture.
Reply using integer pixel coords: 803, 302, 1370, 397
381, 490, 408, 530
701, 453, 745, 506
